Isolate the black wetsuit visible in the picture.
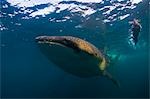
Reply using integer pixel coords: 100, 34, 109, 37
131, 24, 141, 45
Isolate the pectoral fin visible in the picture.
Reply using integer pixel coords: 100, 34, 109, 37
99, 58, 106, 71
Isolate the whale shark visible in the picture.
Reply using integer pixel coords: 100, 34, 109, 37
35, 36, 120, 87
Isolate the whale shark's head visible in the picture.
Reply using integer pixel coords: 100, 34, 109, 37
36, 36, 66, 44
35, 36, 79, 51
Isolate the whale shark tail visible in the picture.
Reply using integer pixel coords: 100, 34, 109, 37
102, 70, 120, 88
101, 47, 120, 87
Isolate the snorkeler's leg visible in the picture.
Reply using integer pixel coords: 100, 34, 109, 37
133, 32, 139, 45
133, 37, 138, 45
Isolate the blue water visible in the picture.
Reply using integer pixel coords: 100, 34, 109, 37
1, 0, 149, 98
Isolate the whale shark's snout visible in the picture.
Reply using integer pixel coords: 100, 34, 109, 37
35, 36, 76, 50
35, 36, 66, 44
35, 36, 47, 42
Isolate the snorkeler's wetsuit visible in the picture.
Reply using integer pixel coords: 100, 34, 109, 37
131, 23, 141, 45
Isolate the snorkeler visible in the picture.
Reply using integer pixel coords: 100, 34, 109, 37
129, 19, 142, 45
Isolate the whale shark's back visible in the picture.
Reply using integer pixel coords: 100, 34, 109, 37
63, 36, 104, 60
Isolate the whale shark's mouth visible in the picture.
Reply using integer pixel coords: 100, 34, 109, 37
36, 36, 61, 43
47, 42, 67, 48
35, 36, 81, 51
36, 39, 67, 48
36, 36, 65, 42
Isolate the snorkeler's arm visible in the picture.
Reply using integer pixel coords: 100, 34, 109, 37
128, 21, 133, 24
